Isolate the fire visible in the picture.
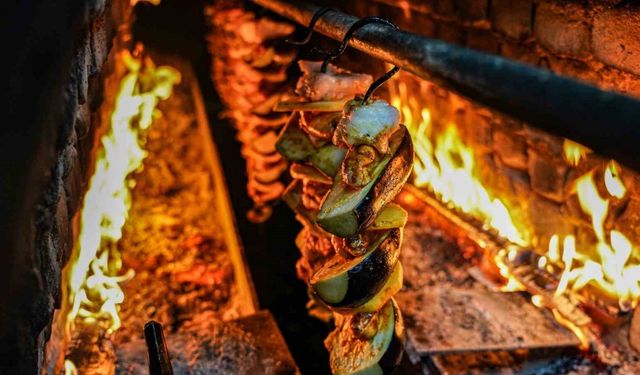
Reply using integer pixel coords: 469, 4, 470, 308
389, 74, 640, 334
65, 49, 180, 335
548, 154, 640, 311
389, 79, 527, 247
563, 139, 591, 166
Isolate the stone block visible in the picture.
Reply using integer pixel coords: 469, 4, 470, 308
523, 124, 564, 159
434, 0, 455, 16
534, 1, 590, 56
528, 148, 568, 203
528, 195, 575, 251
454, 0, 489, 21
593, 7, 640, 76
500, 42, 539, 66
491, 0, 533, 40
405, 10, 437, 37
89, 12, 110, 77
614, 196, 640, 247
493, 126, 528, 170
461, 107, 493, 154
466, 29, 499, 54
436, 21, 466, 46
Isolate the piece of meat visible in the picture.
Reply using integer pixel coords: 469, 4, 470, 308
334, 99, 400, 154
295, 61, 372, 101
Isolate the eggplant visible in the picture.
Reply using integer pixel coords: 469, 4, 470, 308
317, 127, 414, 238
274, 99, 348, 112
327, 299, 405, 375
310, 228, 401, 308
310, 145, 347, 177
370, 204, 408, 231
336, 261, 403, 314
275, 111, 316, 161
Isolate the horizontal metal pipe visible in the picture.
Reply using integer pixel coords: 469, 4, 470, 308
253, 0, 640, 171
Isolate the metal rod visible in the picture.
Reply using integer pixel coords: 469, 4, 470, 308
144, 321, 174, 375
253, 0, 640, 171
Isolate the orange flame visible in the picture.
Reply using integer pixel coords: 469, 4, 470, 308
389, 80, 527, 247
65, 50, 180, 336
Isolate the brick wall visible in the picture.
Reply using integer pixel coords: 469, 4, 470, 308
332, 0, 640, 254
358, 0, 640, 97
0, 1, 122, 373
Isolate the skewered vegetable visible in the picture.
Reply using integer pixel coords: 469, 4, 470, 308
317, 127, 413, 237
310, 229, 401, 308
326, 299, 404, 375
274, 59, 412, 375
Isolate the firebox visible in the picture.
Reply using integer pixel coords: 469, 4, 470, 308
4, 0, 640, 374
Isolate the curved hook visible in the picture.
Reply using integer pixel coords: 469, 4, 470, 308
362, 66, 401, 103
285, 7, 335, 45
314, 17, 399, 73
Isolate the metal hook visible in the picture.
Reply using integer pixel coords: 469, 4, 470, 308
362, 66, 401, 103
314, 16, 399, 73
285, 7, 335, 45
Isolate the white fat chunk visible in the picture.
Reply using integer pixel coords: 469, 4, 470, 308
345, 100, 400, 151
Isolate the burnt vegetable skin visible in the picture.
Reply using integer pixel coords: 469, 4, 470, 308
310, 229, 402, 308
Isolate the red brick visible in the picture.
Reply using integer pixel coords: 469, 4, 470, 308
528, 196, 575, 251
404, 10, 437, 37
500, 42, 539, 66
491, 0, 533, 40
466, 29, 499, 54
534, 1, 590, 56
528, 148, 568, 203
436, 21, 466, 46
593, 8, 640, 75
493, 127, 528, 170
454, 0, 489, 21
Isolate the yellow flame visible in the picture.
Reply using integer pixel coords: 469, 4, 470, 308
389, 80, 526, 247
65, 50, 180, 335
563, 139, 591, 166
604, 160, 626, 199
548, 164, 639, 310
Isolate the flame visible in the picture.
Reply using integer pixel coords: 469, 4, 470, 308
605, 160, 626, 199
547, 161, 639, 310
563, 139, 591, 166
389, 80, 526, 247
389, 74, 640, 345
65, 49, 180, 335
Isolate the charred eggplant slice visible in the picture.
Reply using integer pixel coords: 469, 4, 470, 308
275, 111, 316, 161
317, 127, 413, 237
336, 261, 403, 314
327, 299, 404, 375
310, 228, 401, 308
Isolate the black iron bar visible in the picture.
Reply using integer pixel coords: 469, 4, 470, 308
144, 321, 174, 375
253, 0, 640, 171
